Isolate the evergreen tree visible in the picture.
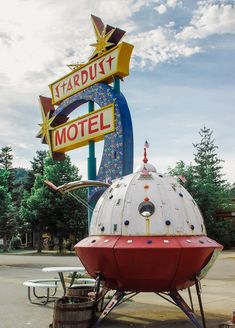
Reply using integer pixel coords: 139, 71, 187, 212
25, 150, 48, 191
19, 154, 87, 253
30, 150, 47, 175
0, 169, 15, 251
12, 168, 29, 207
169, 126, 235, 247
193, 127, 229, 221
168, 160, 195, 194
0, 146, 14, 191
0, 147, 13, 170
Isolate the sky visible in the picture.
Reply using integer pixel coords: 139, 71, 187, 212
0, 0, 234, 182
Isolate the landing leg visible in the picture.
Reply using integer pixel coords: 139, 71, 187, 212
188, 287, 194, 312
94, 291, 125, 327
195, 277, 206, 328
169, 291, 204, 328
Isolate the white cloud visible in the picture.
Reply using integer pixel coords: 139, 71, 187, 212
129, 26, 200, 69
177, 3, 235, 40
154, 0, 182, 14
0, 0, 150, 87
155, 4, 167, 14
167, 0, 180, 8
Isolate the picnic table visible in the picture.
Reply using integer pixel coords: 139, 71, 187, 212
42, 266, 87, 295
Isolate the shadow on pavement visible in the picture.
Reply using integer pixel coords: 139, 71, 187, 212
95, 302, 227, 327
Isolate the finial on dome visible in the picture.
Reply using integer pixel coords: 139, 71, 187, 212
143, 140, 149, 164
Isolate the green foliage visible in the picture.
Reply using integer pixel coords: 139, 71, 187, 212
230, 183, 235, 198
0, 169, 16, 251
26, 150, 48, 191
0, 146, 14, 191
19, 154, 88, 252
168, 160, 195, 194
12, 168, 29, 206
0, 146, 13, 170
169, 126, 235, 247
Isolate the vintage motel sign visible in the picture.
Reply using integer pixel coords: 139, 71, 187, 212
37, 15, 133, 160
49, 43, 133, 105
52, 104, 115, 153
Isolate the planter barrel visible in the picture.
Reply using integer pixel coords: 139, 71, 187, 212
52, 297, 95, 328
67, 286, 95, 298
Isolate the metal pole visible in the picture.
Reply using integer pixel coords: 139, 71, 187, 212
113, 76, 120, 93
88, 100, 96, 228
188, 287, 195, 312
195, 276, 207, 328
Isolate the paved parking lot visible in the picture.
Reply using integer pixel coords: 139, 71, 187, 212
0, 251, 234, 328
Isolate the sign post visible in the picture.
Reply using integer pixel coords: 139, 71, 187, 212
88, 100, 96, 225
37, 15, 134, 229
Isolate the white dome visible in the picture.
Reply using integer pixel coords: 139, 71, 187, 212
90, 164, 206, 237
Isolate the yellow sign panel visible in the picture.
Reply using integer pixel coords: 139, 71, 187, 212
49, 42, 133, 105
52, 104, 115, 153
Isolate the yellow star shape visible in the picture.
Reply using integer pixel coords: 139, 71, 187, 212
36, 101, 56, 155
89, 18, 115, 60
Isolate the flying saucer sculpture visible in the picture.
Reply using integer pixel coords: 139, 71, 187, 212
74, 149, 223, 328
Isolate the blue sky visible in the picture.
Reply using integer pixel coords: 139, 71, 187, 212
0, 0, 234, 182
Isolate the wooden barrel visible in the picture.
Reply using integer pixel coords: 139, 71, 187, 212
52, 297, 94, 328
67, 286, 95, 297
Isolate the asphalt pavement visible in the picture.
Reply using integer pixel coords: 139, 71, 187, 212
0, 250, 234, 328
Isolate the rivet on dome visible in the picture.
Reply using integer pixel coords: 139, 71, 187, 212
144, 185, 149, 189
116, 199, 121, 205
124, 220, 130, 226
144, 197, 149, 202
165, 220, 171, 226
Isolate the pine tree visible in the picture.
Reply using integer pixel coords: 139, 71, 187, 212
170, 126, 235, 247
0, 169, 15, 251
193, 126, 225, 186
30, 150, 47, 175
168, 160, 195, 194
24, 150, 48, 191
193, 127, 234, 246
0, 147, 13, 170
193, 126, 228, 219
0, 146, 14, 191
